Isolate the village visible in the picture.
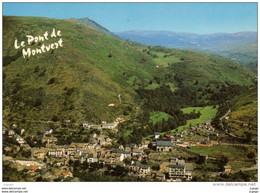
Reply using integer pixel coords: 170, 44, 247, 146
2, 118, 242, 182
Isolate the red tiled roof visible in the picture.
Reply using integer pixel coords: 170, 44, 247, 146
31, 166, 37, 170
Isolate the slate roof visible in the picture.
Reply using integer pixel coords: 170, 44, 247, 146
156, 140, 172, 147
169, 165, 185, 169
171, 157, 177, 161
177, 159, 185, 166
135, 161, 150, 169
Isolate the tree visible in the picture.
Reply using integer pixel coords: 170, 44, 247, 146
217, 156, 229, 171
68, 159, 74, 166
82, 161, 89, 170
144, 149, 150, 156
151, 163, 160, 171
196, 155, 206, 164
35, 176, 43, 181
247, 152, 255, 159
73, 160, 81, 169
244, 131, 252, 143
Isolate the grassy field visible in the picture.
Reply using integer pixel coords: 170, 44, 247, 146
150, 111, 172, 125
150, 51, 181, 67
188, 145, 256, 160
188, 145, 257, 170
145, 83, 161, 90
175, 106, 218, 132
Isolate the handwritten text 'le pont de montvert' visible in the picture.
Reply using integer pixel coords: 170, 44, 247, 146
14, 28, 63, 58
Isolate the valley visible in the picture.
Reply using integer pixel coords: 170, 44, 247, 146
2, 16, 258, 182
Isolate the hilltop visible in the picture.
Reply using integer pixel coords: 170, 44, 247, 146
67, 17, 117, 38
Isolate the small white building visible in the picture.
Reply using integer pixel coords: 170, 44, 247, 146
154, 132, 160, 139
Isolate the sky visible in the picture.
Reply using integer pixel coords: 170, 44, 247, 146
2, 2, 258, 34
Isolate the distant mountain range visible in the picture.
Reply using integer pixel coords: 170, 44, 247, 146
114, 30, 257, 50
115, 30, 257, 72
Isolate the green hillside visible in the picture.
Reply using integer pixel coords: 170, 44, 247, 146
3, 16, 256, 139
3, 16, 156, 128
225, 86, 257, 141
215, 41, 258, 74
137, 46, 256, 89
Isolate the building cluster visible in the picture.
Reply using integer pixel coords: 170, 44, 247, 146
5, 119, 227, 181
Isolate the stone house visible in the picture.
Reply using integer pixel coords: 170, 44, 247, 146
168, 164, 193, 181
156, 141, 172, 151
48, 149, 63, 157
82, 121, 91, 128
224, 165, 232, 173
8, 130, 15, 136
154, 132, 160, 139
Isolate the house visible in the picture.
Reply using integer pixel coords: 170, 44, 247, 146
34, 151, 46, 159
132, 151, 142, 157
82, 121, 91, 128
116, 117, 125, 123
150, 141, 157, 147
199, 154, 209, 160
87, 157, 99, 163
48, 149, 63, 157
20, 129, 25, 135
131, 161, 150, 175
169, 164, 193, 181
154, 132, 160, 139
224, 165, 232, 173
177, 159, 185, 166
176, 142, 189, 148
119, 145, 124, 150
170, 157, 178, 163
197, 141, 212, 147
101, 122, 118, 129
141, 140, 150, 149
119, 151, 131, 161
65, 148, 77, 157
185, 167, 193, 180
170, 136, 175, 142
156, 141, 172, 151
62, 172, 73, 178
99, 137, 112, 146
80, 153, 88, 163
8, 130, 15, 136
44, 128, 53, 135
154, 172, 165, 181
3, 127, 7, 135
42, 136, 58, 144
125, 143, 137, 150
138, 164, 150, 175
169, 165, 185, 181
16, 136, 25, 144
